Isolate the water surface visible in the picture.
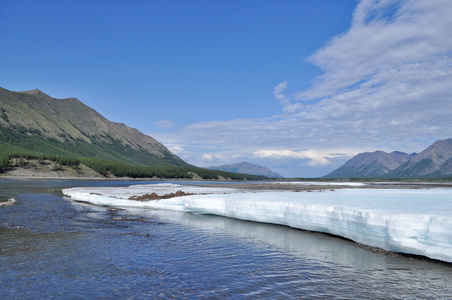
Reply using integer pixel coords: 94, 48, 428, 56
1, 180, 451, 299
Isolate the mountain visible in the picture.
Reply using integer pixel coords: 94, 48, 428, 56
325, 138, 452, 179
0, 87, 188, 167
437, 157, 452, 175
324, 151, 415, 178
389, 138, 452, 177
208, 162, 283, 178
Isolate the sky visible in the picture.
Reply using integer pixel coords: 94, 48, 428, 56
1, 0, 452, 178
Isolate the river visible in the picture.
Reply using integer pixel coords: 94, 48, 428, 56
1, 180, 451, 299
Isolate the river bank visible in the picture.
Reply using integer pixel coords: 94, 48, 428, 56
3, 171, 452, 191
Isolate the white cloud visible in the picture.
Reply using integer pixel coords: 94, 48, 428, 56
202, 154, 213, 161
253, 149, 360, 166
154, 119, 175, 129
153, 0, 452, 177
294, 0, 452, 101
273, 81, 302, 114
273, 81, 288, 103
168, 145, 184, 154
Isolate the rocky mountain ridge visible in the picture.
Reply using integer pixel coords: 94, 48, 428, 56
1, 88, 169, 156
389, 139, 452, 177
325, 151, 415, 178
0, 87, 187, 167
325, 138, 452, 178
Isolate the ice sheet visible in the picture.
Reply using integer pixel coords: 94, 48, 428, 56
274, 181, 367, 186
62, 184, 452, 263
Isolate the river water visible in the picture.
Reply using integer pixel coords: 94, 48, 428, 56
1, 180, 451, 299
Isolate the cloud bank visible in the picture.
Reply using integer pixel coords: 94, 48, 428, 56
153, 0, 452, 177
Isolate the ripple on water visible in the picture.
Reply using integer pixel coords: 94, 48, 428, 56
1, 181, 452, 299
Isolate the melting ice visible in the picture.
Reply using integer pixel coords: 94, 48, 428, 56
62, 183, 452, 263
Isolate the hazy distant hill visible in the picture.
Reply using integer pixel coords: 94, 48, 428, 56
0, 87, 188, 167
324, 151, 415, 178
389, 138, 452, 177
209, 162, 283, 178
325, 138, 452, 179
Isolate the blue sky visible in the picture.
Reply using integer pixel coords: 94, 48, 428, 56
1, 0, 452, 177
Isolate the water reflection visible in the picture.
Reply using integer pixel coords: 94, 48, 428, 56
125, 205, 452, 298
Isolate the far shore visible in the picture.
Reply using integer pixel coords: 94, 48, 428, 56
195, 181, 452, 191
2, 158, 452, 187
2, 174, 452, 191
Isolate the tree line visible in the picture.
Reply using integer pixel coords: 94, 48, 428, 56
0, 152, 267, 180
0, 124, 187, 167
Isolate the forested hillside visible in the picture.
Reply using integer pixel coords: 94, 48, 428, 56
0, 87, 267, 180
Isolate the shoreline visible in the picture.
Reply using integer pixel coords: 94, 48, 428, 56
2, 174, 452, 190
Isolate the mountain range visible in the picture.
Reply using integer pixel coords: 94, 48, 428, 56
2, 86, 451, 180
324, 138, 452, 178
208, 162, 283, 178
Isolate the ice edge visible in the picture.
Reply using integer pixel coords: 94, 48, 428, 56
62, 184, 452, 264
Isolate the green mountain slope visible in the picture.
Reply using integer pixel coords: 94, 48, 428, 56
0, 87, 187, 167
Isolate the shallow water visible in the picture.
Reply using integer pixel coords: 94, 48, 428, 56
1, 180, 452, 299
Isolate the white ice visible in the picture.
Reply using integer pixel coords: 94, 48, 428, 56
62, 183, 452, 263
272, 181, 367, 186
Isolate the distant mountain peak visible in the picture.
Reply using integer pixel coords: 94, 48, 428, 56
208, 162, 283, 178
389, 138, 452, 177
324, 150, 414, 178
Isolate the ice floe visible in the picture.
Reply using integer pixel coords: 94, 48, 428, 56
0, 198, 17, 206
62, 183, 452, 263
